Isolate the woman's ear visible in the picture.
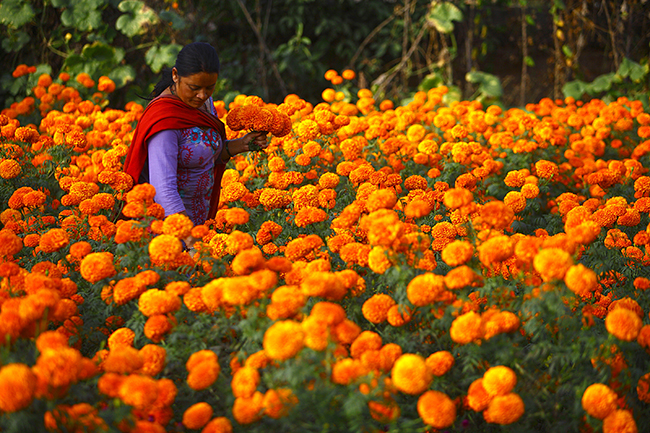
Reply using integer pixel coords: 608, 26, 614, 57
171, 67, 179, 83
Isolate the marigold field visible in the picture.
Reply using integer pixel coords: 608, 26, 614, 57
1, 67, 650, 433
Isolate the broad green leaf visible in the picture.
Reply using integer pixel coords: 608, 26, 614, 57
145, 44, 182, 73
524, 56, 535, 67
561, 79, 587, 99
589, 72, 616, 93
1, 29, 30, 52
466, 71, 503, 98
159, 10, 187, 30
418, 72, 445, 91
60, 0, 104, 31
116, 0, 159, 37
618, 57, 648, 82
426, 2, 463, 34
0, 0, 35, 28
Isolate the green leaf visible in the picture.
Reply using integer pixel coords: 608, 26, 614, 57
524, 56, 535, 67
618, 57, 648, 82
426, 1, 463, 34
108, 65, 136, 87
145, 44, 182, 73
562, 79, 587, 99
525, 14, 535, 26
0, 0, 35, 28
116, 0, 159, 37
418, 71, 444, 91
589, 72, 616, 93
60, 0, 104, 32
561, 44, 573, 58
159, 10, 187, 30
466, 71, 503, 98
1, 29, 30, 52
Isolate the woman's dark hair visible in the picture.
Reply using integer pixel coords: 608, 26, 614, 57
148, 42, 220, 99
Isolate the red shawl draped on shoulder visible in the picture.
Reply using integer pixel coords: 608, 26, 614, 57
124, 94, 228, 221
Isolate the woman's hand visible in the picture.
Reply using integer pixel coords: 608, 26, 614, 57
222, 132, 268, 161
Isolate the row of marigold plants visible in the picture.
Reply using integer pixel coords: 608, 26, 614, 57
0, 66, 649, 432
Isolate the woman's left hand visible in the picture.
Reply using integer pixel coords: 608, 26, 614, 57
224, 132, 268, 160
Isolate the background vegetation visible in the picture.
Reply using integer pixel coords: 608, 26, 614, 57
1, 0, 649, 109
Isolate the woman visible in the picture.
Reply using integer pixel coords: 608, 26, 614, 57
124, 42, 266, 248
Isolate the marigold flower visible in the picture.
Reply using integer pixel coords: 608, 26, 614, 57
144, 314, 174, 343
0, 159, 21, 179
362, 293, 396, 324
118, 374, 158, 409
441, 240, 474, 267
417, 390, 456, 428
602, 409, 637, 433
102, 345, 143, 374
79, 252, 116, 283
391, 354, 432, 395
202, 417, 233, 433
535, 159, 559, 178
407, 273, 445, 306
183, 402, 213, 429
483, 393, 525, 424
483, 366, 517, 397
108, 327, 135, 350
162, 213, 193, 239
564, 264, 598, 296
605, 308, 642, 341
232, 391, 264, 425
139, 344, 166, 376
467, 378, 491, 411
581, 383, 618, 419
186, 350, 220, 391
231, 366, 260, 398
533, 247, 573, 281
0, 363, 36, 412
425, 351, 454, 376
138, 289, 181, 317
331, 358, 367, 385
263, 320, 304, 360
263, 388, 297, 419
450, 311, 483, 344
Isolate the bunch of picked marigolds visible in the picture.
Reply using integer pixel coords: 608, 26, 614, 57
0, 64, 649, 433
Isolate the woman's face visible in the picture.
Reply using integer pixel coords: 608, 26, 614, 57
172, 68, 218, 109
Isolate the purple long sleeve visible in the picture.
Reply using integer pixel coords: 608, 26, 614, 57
147, 129, 186, 216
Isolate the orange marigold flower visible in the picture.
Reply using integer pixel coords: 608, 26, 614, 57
331, 358, 367, 385
391, 354, 432, 395
450, 311, 483, 344
441, 240, 474, 267
0, 363, 36, 412
183, 402, 213, 430
263, 388, 297, 419
564, 264, 598, 296
602, 409, 637, 433
417, 390, 456, 429
535, 159, 559, 178
144, 314, 174, 343
0, 159, 21, 179
162, 213, 193, 239
349, 330, 382, 359
533, 247, 573, 281
231, 366, 260, 398
478, 235, 514, 267
108, 327, 135, 349
138, 289, 181, 317
605, 308, 642, 341
202, 417, 233, 433
186, 350, 220, 391
138, 344, 166, 376
483, 366, 517, 397
581, 383, 618, 420
467, 378, 491, 412
362, 294, 396, 324
479, 200, 515, 230
39, 228, 69, 253
149, 234, 182, 263
425, 350, 454, 377
387, 304, 412, 327
483, 393, 525, 424
407, 273, 445, 307
79, 252, 116, 283
263, 320, 304, 360
503, 191, 526, 213
118, 374, 158, 410
232, 391, 264, 425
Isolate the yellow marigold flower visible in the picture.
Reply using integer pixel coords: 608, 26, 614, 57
360, 293, 396, 325
407, 273, 445, 307
392, 354, 432, 395
425, 351, 454, 376
0, 363, 36, 412
232, 391, 264, 425
263, 320, 304, 360
602, 409, 637, 433
263, 388, 298, 419
533, 247, 573, 281
450, 311, 483, 344
467, 378, 491, 412
483, 366, 517, 397
581, 383, 618, 420
202, 417, 233, 433
605, 308, 642, 341
183, 402, 214, 429
368, 246, 393, 274
138, 289, 181, 317
162, 213, 193, 239
118, 374, 158, 409
483, 393, 525, 424
79, 252, 116, 283
231, 366, 260, 398
441, 240, 474, 267
417, 390, 456, 429
406, 124, 427, 142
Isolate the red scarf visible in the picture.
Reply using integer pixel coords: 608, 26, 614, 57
124, 94, 228, 221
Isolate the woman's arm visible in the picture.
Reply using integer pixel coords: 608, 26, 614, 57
147, 129, 186, 216
220, 131, 269, 163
